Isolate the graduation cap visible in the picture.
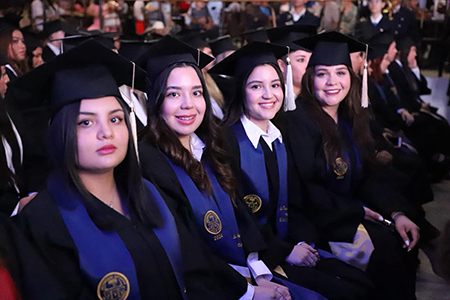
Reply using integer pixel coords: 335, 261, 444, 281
395, 36, 415, 52
0, 15, 20, 34
135, 35, 214, 85
119, 39, 159, 62
367, 32, 395, 60
267, 25, 317, 51
241, 27, 269, 43
43, 20, 64, 38
52, 31, 121, 51
294, 31, 366, 68
208, 35, 238, 57
178, 31, 209, 49
295, 31, 369, 108
209, 41, 288, 78
9, 39, 146, 116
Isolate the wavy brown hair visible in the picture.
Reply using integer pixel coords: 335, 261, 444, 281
369, 56, 384, 84
300, 65, 375, 168
0, 30, 29, 77
143, 62, 237, 200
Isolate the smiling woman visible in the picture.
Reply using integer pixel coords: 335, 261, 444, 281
11, 39, 216, 300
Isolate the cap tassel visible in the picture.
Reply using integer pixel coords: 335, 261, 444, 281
130, 62, 139, 162
361, 45, 369, 108
284, 48, 297, 112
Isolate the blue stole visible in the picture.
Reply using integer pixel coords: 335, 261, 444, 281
49, 175, 186, 299
232, 122, 288, 240
166, 157, 247, 267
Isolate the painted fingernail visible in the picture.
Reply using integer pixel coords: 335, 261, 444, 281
405, 240, 410, 246
378, 216, 383, 221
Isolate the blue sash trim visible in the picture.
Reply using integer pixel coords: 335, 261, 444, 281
48, 175, 141, 299
232, 122, 288, 239
166, 156, 247, 266
272, 276, 327, 300
143, 180, 187, 300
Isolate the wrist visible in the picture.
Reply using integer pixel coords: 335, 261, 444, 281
391, 211, 405, 221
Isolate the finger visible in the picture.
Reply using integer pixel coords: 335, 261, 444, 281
408, 227, 420, 251
397, 227, 410, 248
310, 253, 319, 263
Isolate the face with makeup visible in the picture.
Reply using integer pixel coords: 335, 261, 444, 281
161, 66, 206, 142
245, 64, 283, 131
8, 30, 26, 62
314, 64, 351, 109
76, 96, 129, 174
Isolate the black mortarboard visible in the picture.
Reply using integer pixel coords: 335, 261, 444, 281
23, 30, 44, 56
119, 39, 159, 61
43, 20, 64, 37
0, 15, 20, 34
241, 27, 269, 43
209, 41, 288, 79
135, 35, 214, 85
295, 31, 366, 68
267, 25, 317, 51
8, 39, 146, 116
367, 32, 395, 60
0, 52, 7, 66
395, 36, 415, 51
208, 35, 238, 57
56, 31, 121, 51
178, 31, 209, 49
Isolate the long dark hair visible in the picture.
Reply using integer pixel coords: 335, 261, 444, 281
0, 30, 29, 77
398, 46, 419, 94
300, 66, 375, 168
223, 62, 285, 127
143, 62, 237, 200
48, 97, 163, 228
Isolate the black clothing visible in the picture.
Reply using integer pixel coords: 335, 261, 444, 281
210, 73, 237, 105
138, 141, 252, 299
42, 45, 57, 62
355, 15, 395, 42
277, 10, 320, 28
279, 102, 418, 300
225, 126, 373, 300
1, 213, 65, 299
392, 6, 421, 46
17, 185, 225, 300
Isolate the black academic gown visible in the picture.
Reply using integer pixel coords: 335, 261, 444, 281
138, 141, 253, 299
392, 6, 421, 46
1, 214, 65, 299
280, 101, 418, 300
225, 125, 373, 300
42, 45, 57, 62
277, 10, 320, 27
16, 184, 221, 300
354, 14, 394, 42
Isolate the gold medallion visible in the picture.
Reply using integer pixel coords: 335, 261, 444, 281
204, 210, 222, 235
244, 194, 262, 213
97, 272, 130, 300
334, 157, 348, 179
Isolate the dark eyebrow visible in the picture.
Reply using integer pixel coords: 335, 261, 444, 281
246, 80, 262, 86
192, 85, 203, 90
78, 108, 124, 116
166, 86, 182, 91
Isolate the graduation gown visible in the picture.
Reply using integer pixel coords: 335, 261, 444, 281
0, 213, 65, 299
280, 101, 418, 300
42, 45, 57, 63
16, 178, 220, 300
225, 124, 373, 300
138, 141, 252, 299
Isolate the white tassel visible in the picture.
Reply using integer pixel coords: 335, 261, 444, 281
284, 56, 297, 112
361, 44, 369, 108
130, 62, 139, 162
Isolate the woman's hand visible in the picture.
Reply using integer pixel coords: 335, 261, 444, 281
393, 213, 420, 252
376, 150, 393, 165
254, 278, 291, 300
285, 243, 319, 267
363, 206, 383, 222
400, 110, 415, 126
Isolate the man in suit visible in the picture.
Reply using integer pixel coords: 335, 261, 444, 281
42, 20, 65, 62
277, 0, 320, 27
